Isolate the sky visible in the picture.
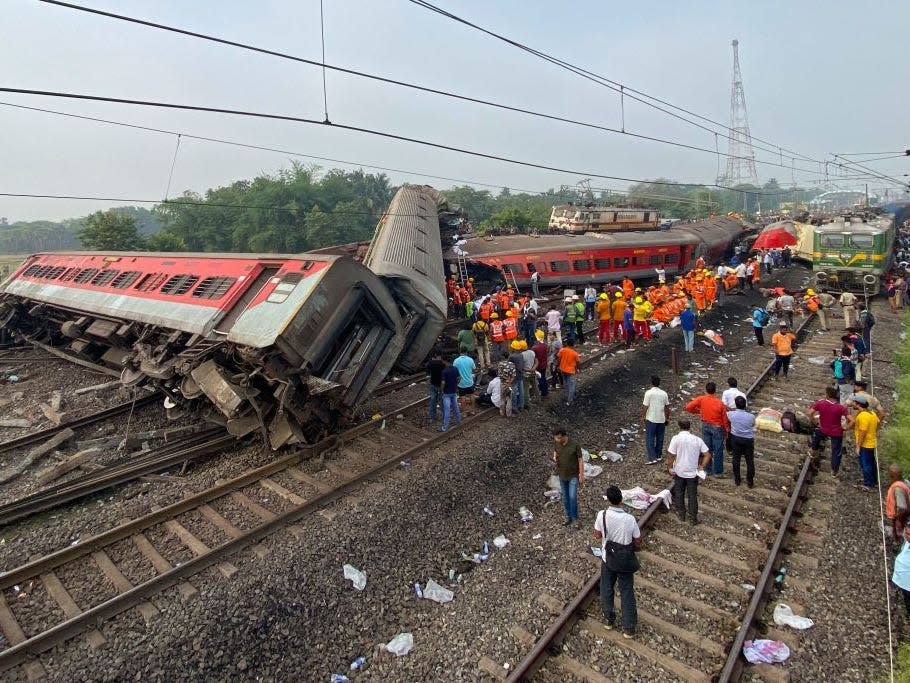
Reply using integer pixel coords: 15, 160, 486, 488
1, 0, 908, 222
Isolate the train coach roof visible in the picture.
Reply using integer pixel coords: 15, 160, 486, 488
457, 217, 742, 257
24, 251, 341, 261
814, 220, 892, 235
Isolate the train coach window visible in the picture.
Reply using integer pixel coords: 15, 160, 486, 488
46, 266, 66, 279
267, 273, 302, 304
193, 276, 237, 300
135, 272, 167, 292
613, 257, 629, 268
161, 274, 200, 296
111, 271, 141, 289
819, 234, 844, 247
73, 268, 99, 284
649, 255, 662, 265
502, 263, 524, 274
549, 260, 570, 272
572, 259, 591, 271
59, 268, 78, 282
664, 254, 679, 264
22, 265, 42, 277
849, 234, 874, 249
91, 269, 120, 286
594, 258, 611, 269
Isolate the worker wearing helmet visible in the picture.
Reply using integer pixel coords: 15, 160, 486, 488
803, 288, 820, 321
508, 339, 527, 412
595, 292, 612, 345
633, 295, 653, 341
472, 317, 491, 369
622, 277, 634, 301
489, 313, 505, 360
502, 310, 518, 347
479, 298, 493, 322
465, 277, 475, 298
611, 291, 627, 341
704, 274, 718, 310
520, 339, 538, 406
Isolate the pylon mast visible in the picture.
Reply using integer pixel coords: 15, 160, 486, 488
721, 39, 759, 187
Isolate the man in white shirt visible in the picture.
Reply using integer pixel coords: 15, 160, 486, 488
475, 369, 503, 409
734, 262, 747, 290
839, 290, 858, 328
544, 306, 562, 341
594, 486, 641, 638
530, 270, 541, 299
641, 376, 670, 464
655, 266, 666, 284
667, 420, 711, 525
721, 377, 747, 409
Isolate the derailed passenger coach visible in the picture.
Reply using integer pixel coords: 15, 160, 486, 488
0, 185, 450, 449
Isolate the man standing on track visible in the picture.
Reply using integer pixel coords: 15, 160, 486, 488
839, 290, 858, 329
472, 317, 491, 369
556, 339, 581, 405
584, 284, 598, 321
853, 395, 881, 491
611, 292, 626, 342
531, 269, 541, 299
685, 382, 730, 477
770, 322, 797, 379
439, 356, 461, 432
425, 351, 444, 422
596, 293, 612, 345
551, 426, 584, 529
722, 377, 747, 410
452, 346, 477, 417
642, 376, 670, 465
885, 465, 910, 545
680, 304, 696, 352
727, 396, 756, 488
544, 304, 562, 343
667, 420, 711, 525
594, 485, 641, 639
808, 386, 853, 478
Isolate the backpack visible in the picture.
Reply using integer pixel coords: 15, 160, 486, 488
864, 310, 876, 328
755, 309, 771, 327
781, 409, 797, 433
832, 358, 845, 380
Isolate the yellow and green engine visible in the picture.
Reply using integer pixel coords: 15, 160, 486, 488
812, 215, 894, 294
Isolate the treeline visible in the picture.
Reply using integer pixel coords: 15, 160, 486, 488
0, 207, 161, 254
4, 163, 823, 254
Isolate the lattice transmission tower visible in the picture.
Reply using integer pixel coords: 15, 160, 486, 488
721, 39, 759, 187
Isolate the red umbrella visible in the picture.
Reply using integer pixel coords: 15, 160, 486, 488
753, 222, 798, 249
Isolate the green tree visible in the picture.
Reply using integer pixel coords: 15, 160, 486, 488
145, 230, 187, 251
77, 210, 144, 250
491, 206, 533, 231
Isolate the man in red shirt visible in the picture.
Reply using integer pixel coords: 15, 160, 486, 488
531, 331, 549, 399
808, 386, 854, 478
685, 382, 730, 477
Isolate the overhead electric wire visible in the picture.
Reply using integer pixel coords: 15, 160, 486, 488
407, 0, 825, 167
33, 0, 828, 178
0, 86, 807, 197
832, 154, 910, 188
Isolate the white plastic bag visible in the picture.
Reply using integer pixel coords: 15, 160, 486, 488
773, 603, 814, 630
599, 450, 623, 463
580, 448, 591, 462
423, 579, 454, 604
583, 462, 603, 478
385, 632, 414, 656
342, 564, 366, 591
493, 535, 510, 549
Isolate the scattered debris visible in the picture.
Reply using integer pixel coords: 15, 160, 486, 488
519, 506, 534, 523
493, 535, 510, 549
385, 632, 414, 657
0, 427, 75, 485
743, 639, 790, 664
0, 418, 32, 429
342, 564, 366, 591
422, 579, 454, 604
599, 450, 623, 462
773, 603, 814, 630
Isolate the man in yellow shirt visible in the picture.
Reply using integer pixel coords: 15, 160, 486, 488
632, 296, 653, 341
853, 395, 880, 491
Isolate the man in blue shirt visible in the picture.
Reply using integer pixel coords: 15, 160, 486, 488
452, 346, 477, 417
439, 358, 461, 432
752, 307, 767, 346
727, 395, 756, 487
679, 305, 696, 352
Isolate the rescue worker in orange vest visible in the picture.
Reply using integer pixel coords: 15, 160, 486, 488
622, 277, 634, 300
595, 292, 612, 344
497, 289, 510, 314
489, 312, 505, 359
694, 255, 706, 271
465, 277, 475, 299
506, 285, 515, 306
672, 276, 686, 296
632, 296, 653, 341
502, 310, 519, 345
886, 464, 910, 544
479, 298, 493, 322
751, 258, 761, 284
446, 275, 457, 298
452, 285, 464, 319
611, 292, 626, 341
693, 278, 707, 315
457, 285, 469, 308
704, 273, 717, 310
803, 288, 820, 317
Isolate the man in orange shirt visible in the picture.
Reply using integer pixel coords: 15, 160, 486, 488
556, 339, 581, 405
770, 321, 797, 379
685, 382, 730, 477
595, 293, 612, 344
611, 292, 626, 341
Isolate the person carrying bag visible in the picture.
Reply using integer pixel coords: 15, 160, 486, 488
594, 486, 642, 638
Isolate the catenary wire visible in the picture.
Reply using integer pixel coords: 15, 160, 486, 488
33, 0, 828, 178
0, 86, 823, 197
406, 0, 825, 166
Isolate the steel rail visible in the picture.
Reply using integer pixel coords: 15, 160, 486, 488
0, 393, 160, 455
0, 429, 232, 527
0, 397, 493, 672
506, 312, 818, 682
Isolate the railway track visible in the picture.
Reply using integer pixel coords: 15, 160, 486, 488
0, 331, 618, 677
503, 313, 840, 682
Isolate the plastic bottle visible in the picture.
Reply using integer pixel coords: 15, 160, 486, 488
350, 656, 367, 671
483, 507, 495, 517
414, 582, 423, 599
774, 566, 787, 588
482, 540, 490, 555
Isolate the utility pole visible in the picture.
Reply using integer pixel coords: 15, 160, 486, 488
720, 39, 760, 188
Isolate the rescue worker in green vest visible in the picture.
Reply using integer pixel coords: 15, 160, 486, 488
573, 295, 586, 344
563, 296, 578, 344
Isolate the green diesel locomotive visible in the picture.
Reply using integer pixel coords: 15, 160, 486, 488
812, 213, 894, 295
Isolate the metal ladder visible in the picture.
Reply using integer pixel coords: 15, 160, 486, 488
455, 251, 469, 285
503, 267, 520, 294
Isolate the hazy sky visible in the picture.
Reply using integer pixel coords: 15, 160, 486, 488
1, 0, 907, 222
